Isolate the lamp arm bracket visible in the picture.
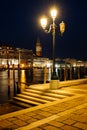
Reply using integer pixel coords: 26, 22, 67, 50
44, 24, 52, 34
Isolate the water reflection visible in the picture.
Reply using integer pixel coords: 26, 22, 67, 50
0, 70, 10, 103
0, 70, 17, 103
0, 67, 86, 104
0, 69, 33, 104
21, 70, 26, 82
20, 70, 26, 92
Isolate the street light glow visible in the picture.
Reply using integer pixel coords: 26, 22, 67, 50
50, 9, 57, 20
39, 6, 65, 89
40, 17, 47, 29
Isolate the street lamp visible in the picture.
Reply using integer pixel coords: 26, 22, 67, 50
40, 8, 65, 89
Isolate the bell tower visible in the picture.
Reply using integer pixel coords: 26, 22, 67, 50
36, 38, 42, 57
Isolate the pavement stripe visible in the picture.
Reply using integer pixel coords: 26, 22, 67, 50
0, 94, 82, 120
16, 102, 87, 130
16, 114, 59, 130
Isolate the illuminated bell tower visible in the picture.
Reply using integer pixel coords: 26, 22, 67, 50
36, 38, 42, 57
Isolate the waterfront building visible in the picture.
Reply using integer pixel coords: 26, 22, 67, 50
0, 41, 33, 69
0, 41, 87, 80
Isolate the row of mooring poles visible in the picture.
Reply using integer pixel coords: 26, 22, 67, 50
59, 64, 86, 81
43, 64, 87, 83
7, 60, 10, 99
7, 56, 21, 99
7, 63, 15, 99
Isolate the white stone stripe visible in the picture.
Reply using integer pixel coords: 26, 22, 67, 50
16, 115, 58, 130
0, 94, 81, 120
16, 103, 87, 130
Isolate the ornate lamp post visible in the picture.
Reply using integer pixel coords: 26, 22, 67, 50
40, 8, 65, 89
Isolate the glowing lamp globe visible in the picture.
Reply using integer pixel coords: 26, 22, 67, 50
40, 18, 47, 29
51, 9, 57, 20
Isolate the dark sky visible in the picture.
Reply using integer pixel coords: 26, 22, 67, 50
0, 0, 87, 60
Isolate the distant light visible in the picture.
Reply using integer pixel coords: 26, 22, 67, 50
47, 63, 51, 68
2, 61, 5, 65
21, 64, 25, 68
40, 17, 47, 29
50, 8, 57, 20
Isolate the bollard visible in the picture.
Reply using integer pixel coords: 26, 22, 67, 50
70, 64, 72, 80
8, 85, 10, 99
16, 82, 21, 94
59, 65, 62, 81
44, 66, 47, 83
14, 82, 16, 96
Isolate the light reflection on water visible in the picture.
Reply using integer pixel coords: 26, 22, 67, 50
0, 69, 49, 104
0, 70, 16, 103
20, 70, 26, 83
0, 70, 29, 104
0, 67, 86, 104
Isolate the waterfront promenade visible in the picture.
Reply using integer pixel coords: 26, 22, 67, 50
0, 79, 87, 130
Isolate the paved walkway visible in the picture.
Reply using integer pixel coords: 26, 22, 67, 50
0, 83, 87, 130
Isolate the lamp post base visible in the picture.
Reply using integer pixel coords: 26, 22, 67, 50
50, 71, 59, 89
50, 79, 59, 89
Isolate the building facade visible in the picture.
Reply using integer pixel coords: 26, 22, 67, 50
0, 41, 33, 69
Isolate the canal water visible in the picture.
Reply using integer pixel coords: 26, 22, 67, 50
0, 67, 86, 104
0, 69, 33, 104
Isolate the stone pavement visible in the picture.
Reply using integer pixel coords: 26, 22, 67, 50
0, 82, 87, 130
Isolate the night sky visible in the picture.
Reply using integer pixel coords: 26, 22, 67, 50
0, 0, 87, 61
